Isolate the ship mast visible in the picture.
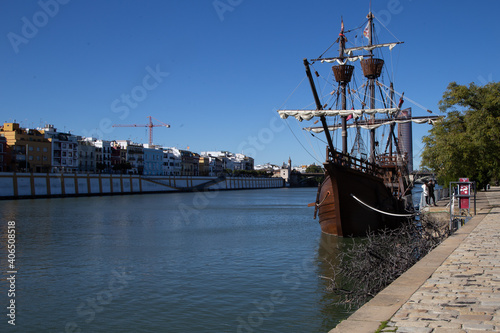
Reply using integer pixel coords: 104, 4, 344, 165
389, 82, 394, 159
303, 59, 336, 156
365, 11, 378, 163
278, 10, 408, 160
332, 19, 354, 155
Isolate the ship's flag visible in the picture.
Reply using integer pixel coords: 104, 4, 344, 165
398, 93, 405, 109
346, 107, 354, 121
341, 18, 344, 33
363, 22, 370, 39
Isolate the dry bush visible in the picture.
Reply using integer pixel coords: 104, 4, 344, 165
322, 214, 448, 309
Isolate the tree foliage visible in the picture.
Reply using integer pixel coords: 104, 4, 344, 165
421, 81, 500, 189
112, 162, 132, 174
305, 164, 323, 173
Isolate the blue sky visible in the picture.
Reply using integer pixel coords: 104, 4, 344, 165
0, 0, 499, 168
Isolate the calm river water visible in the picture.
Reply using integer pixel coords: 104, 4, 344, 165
0, 188, 353, 332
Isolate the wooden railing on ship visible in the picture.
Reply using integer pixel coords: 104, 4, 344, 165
326, 148, 412, 199
326, 147, 384, 178
377, 153, 408, 168
377, 153, 411, 198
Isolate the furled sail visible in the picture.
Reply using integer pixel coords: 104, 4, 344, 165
311, 42, 403, 64
319, 56, 364, 64
277, 108, 399, 122
344, 42, 403, 55
303, 116, 442, 133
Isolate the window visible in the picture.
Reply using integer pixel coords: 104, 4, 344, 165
43, 147, 48, 152
29, 156, 33, 160
36, 147, 40, 152
29, 146, 34, 151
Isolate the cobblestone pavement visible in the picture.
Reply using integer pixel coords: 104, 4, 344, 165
383, 189, 500, 333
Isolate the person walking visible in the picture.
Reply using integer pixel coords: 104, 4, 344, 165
422, 181, 429, 207
428, 179, 437, 206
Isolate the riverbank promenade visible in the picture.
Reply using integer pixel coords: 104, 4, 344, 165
330, 187, 500, 333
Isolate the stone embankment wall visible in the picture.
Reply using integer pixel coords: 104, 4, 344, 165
0, 172, 284, 199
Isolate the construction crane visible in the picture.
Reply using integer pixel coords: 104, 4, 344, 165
112, 116, 170, 146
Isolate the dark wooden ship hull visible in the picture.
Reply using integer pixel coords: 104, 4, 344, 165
315, 161, 407, 237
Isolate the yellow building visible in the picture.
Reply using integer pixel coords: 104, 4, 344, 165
180, 150, 199, 176
198, 156, 210, 176
0, 123, 52, 172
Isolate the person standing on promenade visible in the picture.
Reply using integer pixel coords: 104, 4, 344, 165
422, 181, 429, 207
428, 179, 437, 206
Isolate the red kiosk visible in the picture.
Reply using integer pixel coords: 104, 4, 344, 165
449, 178, 476, 232
458, 178, 471, 209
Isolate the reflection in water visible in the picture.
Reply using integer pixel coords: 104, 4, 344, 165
0, 189, 357, 332
316, 233, 356, 330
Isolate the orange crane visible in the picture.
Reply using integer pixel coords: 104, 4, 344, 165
112, 116, 170, 146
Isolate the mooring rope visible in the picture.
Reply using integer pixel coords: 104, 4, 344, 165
351, 194, 415, 217
316, 191, 331, 207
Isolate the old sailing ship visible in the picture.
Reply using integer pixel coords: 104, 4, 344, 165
278, 11, 440, 237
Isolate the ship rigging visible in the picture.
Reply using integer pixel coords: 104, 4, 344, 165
278, 10, 440, 236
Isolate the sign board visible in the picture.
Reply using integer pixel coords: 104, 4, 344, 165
459, 178, 470, 209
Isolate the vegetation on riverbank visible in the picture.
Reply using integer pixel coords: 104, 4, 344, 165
421, 81, 500, 189
322, 214, 448, 309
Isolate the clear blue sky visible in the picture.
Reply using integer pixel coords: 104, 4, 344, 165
1, 0, 499, 168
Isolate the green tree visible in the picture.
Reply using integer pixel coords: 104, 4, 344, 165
96, 162, 106, 174
113, 162, 132, 174
306, 164, 323, 173
421, 82, 500, 189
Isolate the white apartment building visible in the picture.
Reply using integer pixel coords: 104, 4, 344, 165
143, 144, 163, 176
162, 147, 181, 176
41, 125, 79, 173
116, 140, 144, 174
93, 139, 112, 173
77, 137, 96, 173
200, 151, 254, 173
